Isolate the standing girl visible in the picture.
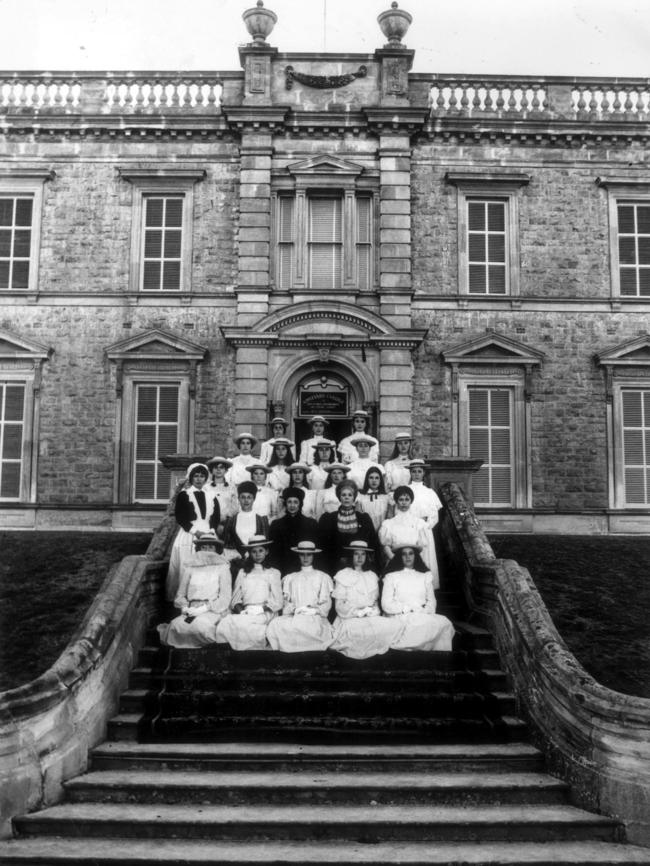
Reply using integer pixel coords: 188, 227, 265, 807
259, 417, 289, 465
384, 434, 413, 492
206, 456, 238, 525
338, 410, 379, 465
357, 467, 392, 532
267, 437, 296, 493
227, 433, 258, 487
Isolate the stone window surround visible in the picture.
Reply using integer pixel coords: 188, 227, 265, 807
596, 176, 650, 300
445, 171, 530, 298
0, 329, 51, 503
0, 169, 54, 295
118, 168, 205, 296
271, 155, 380, 293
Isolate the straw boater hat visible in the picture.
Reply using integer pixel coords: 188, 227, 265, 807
325, 462, 351, 474
407, 458, 426, 469
311, 438, 336, 449
343, 539, 372, 553
394, 432, 412, 441
391, 541, 422, 553
245, 463, 273, 475
193, 530, 224, 549
308, 415, 329, 426
233, 432, 258, 446
270, 417, 288, 427
352, 409, 369, 417
206, 455, 233, 470
271, 436, 295, 448
287, 461, 312, 474
242, 535, 273, 549
349, 434, 376, 446
291, 540, 322, 554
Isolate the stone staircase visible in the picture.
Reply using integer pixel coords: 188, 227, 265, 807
3, 613, 650, 864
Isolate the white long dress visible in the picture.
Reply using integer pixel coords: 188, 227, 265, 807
298, 437, 326, 466
205, 481, 238, 522
318, 486, 341, 515
227, 454, 257, 487
381, 568, 454, 652
252, 484, 280, 520
384, 456, 412, 491
215, 564, 283, 650
158, 552, 232, 648
266, 566, 334, 652
408, 481, 442, 525
329, 568, 402, 660
357, 492, 391, 531
338, 434, 379, 465
268, 465, 291, 492
378, 509, 439, 588
167, 486, 220, 602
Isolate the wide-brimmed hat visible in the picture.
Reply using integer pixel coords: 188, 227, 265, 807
287, 462, 311, 474
186, 462, 210, 480
350, 434, 375, 446
291, 540, 322, 554
271, 437, 295, 448
325, 462, 351, 474
193, 531, 224, 549
343, 539, 372, 553
270, 417, 288, 427
394, 433, 412, 442
391, 541, 422, 553
407, 459, 426, 469
242, 535, 273, 549
281, 486, 305, 502
308, 415, 329, 426
233, 432, 258, 446
245, 463, 273, 475
352, 409, 370, 418
207, 455, 233, 470
311, 438, 336, 450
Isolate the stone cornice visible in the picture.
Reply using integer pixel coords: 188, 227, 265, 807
220, 329, 426, 351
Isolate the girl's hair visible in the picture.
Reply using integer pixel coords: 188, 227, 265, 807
242, 550, 268, 573
313, 444, 336, 466
267, 443, 296, 467
350, 415, 369, 433
289, 469, 311, 489
361, 467, 387, 495
383, 547, 429, 575
345, 550, 373, 571
388, 438, 413, 461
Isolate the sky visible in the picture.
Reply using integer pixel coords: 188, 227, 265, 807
1, 0, 648, 78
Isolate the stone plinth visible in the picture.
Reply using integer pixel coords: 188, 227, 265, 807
160, 454, 211, 499
424, 457, 483, 501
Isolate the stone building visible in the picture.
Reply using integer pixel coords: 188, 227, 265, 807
0, 2, 649, 534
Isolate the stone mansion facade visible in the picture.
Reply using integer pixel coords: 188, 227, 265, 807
1, 3, 650, 534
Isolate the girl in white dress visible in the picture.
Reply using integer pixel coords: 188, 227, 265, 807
266, 540, 334, 652
267, 437, 296, 492
338, 410, 379, 465
226, 433, 258, 487
216, 536, 283, 650
246, 463, 280, 520
158, 533, 232, 648
357, 467, 392, 531
318, 463, 352, 515
259, 417, 289, 465
347, 436, 385, 489
379, 485, 439, 587
381, 544, 454, 652
384, 434, 413, 492
206, 456, 238, 524
167, 462, 221, 601
298, 415, 330, 465
330, 540, 402, 660
407, 459, 443, 526
308, 439, 337, 491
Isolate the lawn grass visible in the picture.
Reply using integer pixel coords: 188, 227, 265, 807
489, 534, 650, 700
0, 531, 151, 692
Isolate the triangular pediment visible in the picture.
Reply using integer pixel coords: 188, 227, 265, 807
0, 328, 51, 360
596, 335, 650, 366
287, 154, 365, 179
442, 331, 545, 366
105, 329, 207, 362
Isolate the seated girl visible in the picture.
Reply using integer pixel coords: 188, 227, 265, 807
329, 540, 402, 660
266, 540, 334, 652
215, 535, 282, 651
381, 543, 454, 652
158, 532, 231, 648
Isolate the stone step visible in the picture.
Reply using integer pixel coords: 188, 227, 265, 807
89, 740, 546, 773
63, 769, 569, 806
14, 802, 621, 843
2, 838, 649, 865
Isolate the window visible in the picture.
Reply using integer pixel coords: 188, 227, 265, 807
0, 170, 52, 293
273, 155, 378, 292
0, 382, 25, 500
620, 389, 650, 504
118, 168, 205, 294
468, 386, 513, 504
133, 383, 180, 502
617, 202, 650, 297
446, 172, 530, 297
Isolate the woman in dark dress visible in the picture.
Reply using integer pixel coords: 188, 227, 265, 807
268, 486, 320, 575
317, 478, 379, 576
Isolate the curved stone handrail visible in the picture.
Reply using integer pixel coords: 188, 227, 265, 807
437, 480, 650, 848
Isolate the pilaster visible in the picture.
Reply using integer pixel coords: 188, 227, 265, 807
237, 133, 273, 323
378, 347, 414, 456
234, 345, 270, 446
378, 133, 412, 328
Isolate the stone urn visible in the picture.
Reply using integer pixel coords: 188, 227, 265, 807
377, 1, 412, 47
242, 0, 278, 45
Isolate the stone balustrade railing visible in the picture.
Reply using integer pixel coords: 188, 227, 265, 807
0, 72, 233, 115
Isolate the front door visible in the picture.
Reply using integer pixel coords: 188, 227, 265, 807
294, 372, 354, 460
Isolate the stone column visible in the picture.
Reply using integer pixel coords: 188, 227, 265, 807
378, 134, 412, 328
378, 346, 414, 457
233, 344, 269, 449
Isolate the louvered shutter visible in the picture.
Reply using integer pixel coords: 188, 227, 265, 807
356, 195, 372, 290
622, 389, 650, 504
467, 199, 506, 295
0, 197, 32, 289
134, 384, 179, 501
142, 196, 183, 291
468, 387, 513, 505
618, 203, 650, 297
0, 383, 25, 499
277, 196, 294, 289
308, 197, 342, 289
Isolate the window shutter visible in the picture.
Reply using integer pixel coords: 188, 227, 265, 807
618, 203, 650, 297
277, 196, 294, 289
0, 197, 32, 289
622, 389, 650, 504
468, 386, 513, 505
0, 382, 25, 500
356, 195, 372, 290
142, 196, 183, 291
308, 197, 342, 289
134, 384, 179, 501
467, 199, 506, 295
